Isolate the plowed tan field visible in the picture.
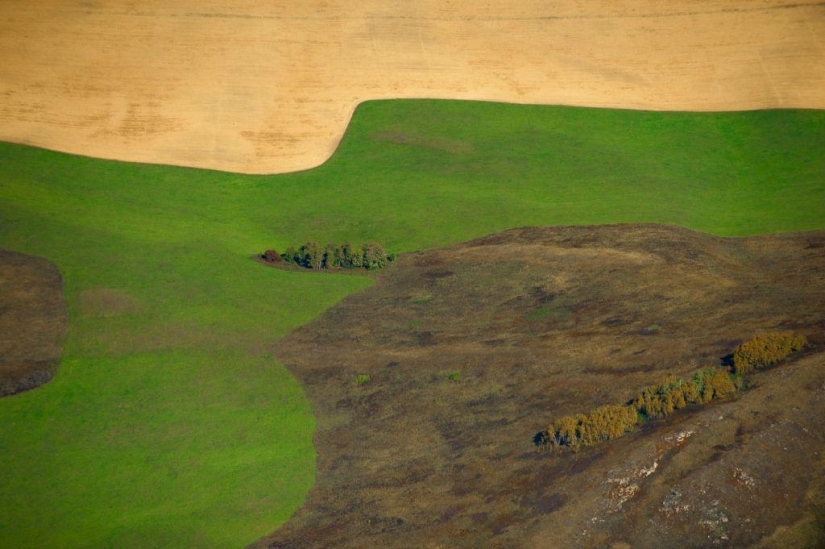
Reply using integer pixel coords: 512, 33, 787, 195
2, 1, 824, 174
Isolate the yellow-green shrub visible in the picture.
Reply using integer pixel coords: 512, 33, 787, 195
547, 404, 638, 449
698, 368, 737, 402
539, 333, 808, 450
543, 367, 740, 449
733, 332, 808, 375
631, 377, 703, 420
583, 404, 639, 444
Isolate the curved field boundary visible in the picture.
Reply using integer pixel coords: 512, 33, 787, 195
1, 0, 824, 173
0, 103, 823, 547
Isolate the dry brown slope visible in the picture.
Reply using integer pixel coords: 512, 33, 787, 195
2, 1, 824, 174
255, 224, 825, 548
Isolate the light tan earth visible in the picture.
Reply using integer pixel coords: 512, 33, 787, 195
1, 1, 824, 174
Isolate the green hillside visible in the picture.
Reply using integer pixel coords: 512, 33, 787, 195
0, 101, 823, 547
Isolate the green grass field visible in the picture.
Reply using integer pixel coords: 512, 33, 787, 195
0, 100, 823, 547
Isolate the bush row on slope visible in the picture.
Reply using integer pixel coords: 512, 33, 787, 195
538, 332, 808, 450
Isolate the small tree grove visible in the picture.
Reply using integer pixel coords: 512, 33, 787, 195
263, 241, 396, 271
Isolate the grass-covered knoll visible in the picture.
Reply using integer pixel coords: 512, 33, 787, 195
0, 101, 823, 547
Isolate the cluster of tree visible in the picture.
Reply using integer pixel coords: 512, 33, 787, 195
538, 332, 808, 451
543, 404, 637, 449
732, 331, 808, 375
631, 369, 738, 420
262, 242, 396, 270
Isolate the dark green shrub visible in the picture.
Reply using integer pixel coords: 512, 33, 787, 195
340, 242, 356, 268
362, 242, 388, 270
272, 241, 394, 271
282, 246, 298, 264
322, 243, 339, 269
350, 244, 363, 268
299, 241, 323, 269
333, 245, 346, 268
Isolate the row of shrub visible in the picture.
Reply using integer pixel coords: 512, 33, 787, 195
632, 368, 738, 420
538, 332, 808, 451
262, 242, 396, 270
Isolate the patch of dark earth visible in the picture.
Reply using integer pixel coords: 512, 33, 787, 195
0, 250, 67, 397
252, 224, 825, 548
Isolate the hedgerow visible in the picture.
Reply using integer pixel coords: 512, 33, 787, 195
538, 333, 807, 451
262, 242, 396, 270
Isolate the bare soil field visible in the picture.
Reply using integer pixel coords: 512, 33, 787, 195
0, 250, 67, 397
255, 224, 825, 548
1, 1, 824, 173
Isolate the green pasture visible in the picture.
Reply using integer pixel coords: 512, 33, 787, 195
0, 100, 823, 547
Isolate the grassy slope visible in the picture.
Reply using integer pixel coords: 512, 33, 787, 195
0, 101, 823, 547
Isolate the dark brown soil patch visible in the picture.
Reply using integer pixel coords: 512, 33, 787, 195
254, 224, 825, 548
0, 250, 67, 397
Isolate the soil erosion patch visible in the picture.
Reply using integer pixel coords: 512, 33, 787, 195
256, 224, 825, 548
0, 250, 67, 397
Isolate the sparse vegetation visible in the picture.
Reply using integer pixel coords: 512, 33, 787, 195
732, 331, 809, 375
356, 374, 372, 385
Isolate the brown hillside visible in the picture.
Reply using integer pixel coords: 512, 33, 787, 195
2, 1, 824, 173
0, 250, 67, 397
255, 224, 825, 548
